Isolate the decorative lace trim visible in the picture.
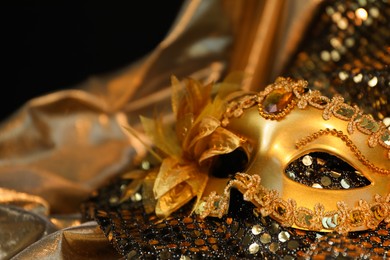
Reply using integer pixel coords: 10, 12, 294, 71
197, 173, 390, 234
222, 77, 390, 161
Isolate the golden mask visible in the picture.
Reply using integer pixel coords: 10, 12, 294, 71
199, 77, 390, 233
125, 76, 389, 234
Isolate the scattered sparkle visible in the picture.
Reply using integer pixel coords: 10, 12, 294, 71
312, 183, 323, 189
332, 12, 341, 22
141, 160, 151, 170
345, 37, 355, 47
286, 170, 296, 179
195, 201, 206, 215
337, 18, 348, 30
383, 117, 390, 127
316, 158, 326, 165
326, 6, 335, 15
260, 233, 271, 244
120, 184, 127, 192
305, 169, 314, 177
109, 196, 119, 204
322, 215, 338, 229
287, 240, 300, 250
353, 73, 363, 83
338, 71, 348, 80
369, 7, 379, 18
355, 171, 363, 177
302, 155, 313, 166
364, 15, 373, 25
278, 231, 291, 242
248, 243, 260, 254
340, 179, 351, 189
131, 193, 142, 202
368, 76, 378, 87
321, 176, 332, 186
331, 50, 341, 62
270, 222, 280, 234
331, 170, 342, 178
330, 38, 341, 48
269, 242, 279, 253
355, 8, 368, 20
251, 225, 262, 235
320, 50, 331, 61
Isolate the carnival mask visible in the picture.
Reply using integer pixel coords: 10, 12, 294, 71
117, 76, 389, 234
199, 77, 390, 233
84, 76, 390, 259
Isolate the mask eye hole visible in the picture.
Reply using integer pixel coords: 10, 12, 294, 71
285, 152, 371, 189
209, 148, 248, 179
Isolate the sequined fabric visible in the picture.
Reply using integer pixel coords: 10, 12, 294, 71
82, 176, 390, 259
82, 180, 318, 259
284, 0, 390, 121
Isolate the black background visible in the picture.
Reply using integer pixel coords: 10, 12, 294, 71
1, 1, 184, 121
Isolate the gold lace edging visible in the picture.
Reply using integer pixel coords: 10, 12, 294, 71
197, 173, 390, 234
222, 77, 390, 161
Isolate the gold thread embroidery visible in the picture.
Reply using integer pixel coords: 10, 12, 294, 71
221, 77, 390, 160
198, 173, 390, 234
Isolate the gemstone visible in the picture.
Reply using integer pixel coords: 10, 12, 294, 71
336, 107, 355, 118
349, 210, 364, 225
381, 132, 390, 146
262, 89, 293, 114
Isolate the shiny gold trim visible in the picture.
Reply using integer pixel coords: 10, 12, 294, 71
222, 77, 390, 160
198, 173, 390, 234
295, 128, 390, 175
